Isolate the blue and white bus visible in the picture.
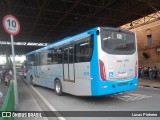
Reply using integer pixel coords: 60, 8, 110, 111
26, 27, 138, 96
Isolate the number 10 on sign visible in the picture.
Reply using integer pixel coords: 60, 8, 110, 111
3, 15, 20, 35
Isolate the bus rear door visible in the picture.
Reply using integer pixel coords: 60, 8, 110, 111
63, 45, 75, 82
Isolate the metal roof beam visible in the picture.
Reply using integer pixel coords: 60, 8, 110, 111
9, 1, 145, 18
25, 0, 49, 45
36, 0, 82, 44
62, 0, 144, 17
58, 0, 119, 40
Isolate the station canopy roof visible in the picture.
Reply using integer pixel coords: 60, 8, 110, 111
0, 0, 160, 55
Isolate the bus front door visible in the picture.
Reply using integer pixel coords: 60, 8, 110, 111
63, 45, 75, 82
35, 54, 40, 78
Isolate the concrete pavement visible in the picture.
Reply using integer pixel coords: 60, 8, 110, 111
15, 76, 46, 120
34, 81, 160, 120
138, 78, 160, 88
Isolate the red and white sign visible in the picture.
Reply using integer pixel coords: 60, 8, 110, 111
2, 15, 20, 35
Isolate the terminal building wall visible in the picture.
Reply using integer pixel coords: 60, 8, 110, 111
132, 20, 160, 68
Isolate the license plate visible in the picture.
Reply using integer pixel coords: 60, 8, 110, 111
118, 72, 127, 77
118, 82, 128, 86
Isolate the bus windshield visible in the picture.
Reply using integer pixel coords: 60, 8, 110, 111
100, 28, 136, 55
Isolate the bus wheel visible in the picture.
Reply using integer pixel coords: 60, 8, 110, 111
30, 76, 35, 87
55, 80, 63, 96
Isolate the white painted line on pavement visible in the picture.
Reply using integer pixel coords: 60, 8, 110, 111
23, 78, 66, 120
30, 85, 66, 120
111, 93, 152, 101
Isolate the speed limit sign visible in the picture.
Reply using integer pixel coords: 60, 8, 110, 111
2, 15, 20, 35
2, 15, 20, 108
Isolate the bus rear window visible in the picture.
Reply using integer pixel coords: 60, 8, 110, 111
100, 28, 136, 55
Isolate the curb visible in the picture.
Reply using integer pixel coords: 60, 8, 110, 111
139, 85, 160, 89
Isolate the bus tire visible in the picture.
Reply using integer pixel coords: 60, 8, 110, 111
55, 80, 63, 96
30, 76, 35, 87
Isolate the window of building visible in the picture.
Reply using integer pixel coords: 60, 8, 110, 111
147, 35, 152, 46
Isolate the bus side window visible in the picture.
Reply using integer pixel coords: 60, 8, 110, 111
47, 53, 53, 64
53, 48, 63, 64
75, 35, 93, 62
69, 45, 74, 63
40, 52, 47, 65
63, 47, 68, 63
53, 53, 58, 64
57, 48, 63, 64
27, 54, 35, 66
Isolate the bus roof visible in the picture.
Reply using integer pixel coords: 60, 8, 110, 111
26, 27, 99, 56
26, 27, 134, 56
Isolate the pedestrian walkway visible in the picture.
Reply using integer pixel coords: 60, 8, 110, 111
17, 76, 43, 111
0, 81, 8, 107
138, 78, 160, 88
15, 76, 46, 120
